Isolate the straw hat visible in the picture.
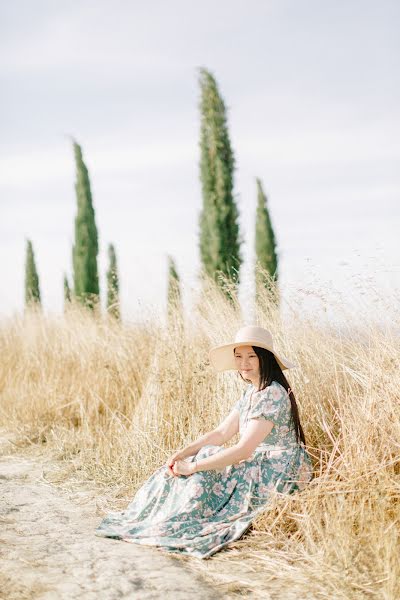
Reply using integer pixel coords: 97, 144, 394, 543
209, 325, 297, 372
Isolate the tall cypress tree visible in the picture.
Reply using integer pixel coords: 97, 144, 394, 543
167, 255, 181, 323
106, 243, 120, 320
198, 67, 242, 298
63, 274, 71, 311
72, 139, 99, 309
255, 177, 279, 300
24, 239, 41, 308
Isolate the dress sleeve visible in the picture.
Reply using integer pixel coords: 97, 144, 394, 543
248, 383, 286, 423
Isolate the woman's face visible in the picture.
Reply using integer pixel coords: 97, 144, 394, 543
233, 345, 260, 383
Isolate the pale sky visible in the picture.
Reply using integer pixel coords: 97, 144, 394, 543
1, 0, 399, 326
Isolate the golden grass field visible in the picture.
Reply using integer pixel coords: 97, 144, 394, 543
0, 276, 399, 599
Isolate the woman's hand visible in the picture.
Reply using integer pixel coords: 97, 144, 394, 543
172, 459, 196, 477
166, 450, 187, 476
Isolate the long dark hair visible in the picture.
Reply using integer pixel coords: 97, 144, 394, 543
236, 345, 306, 445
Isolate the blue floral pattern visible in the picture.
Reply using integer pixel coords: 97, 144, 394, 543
95, 380, 313, 559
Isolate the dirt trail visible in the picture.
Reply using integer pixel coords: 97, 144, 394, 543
0, 452, 221, 600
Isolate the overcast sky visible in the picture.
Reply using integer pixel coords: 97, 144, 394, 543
1, 0, 399, 325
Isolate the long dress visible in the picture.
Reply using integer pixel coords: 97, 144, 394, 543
95, 380, 313, 559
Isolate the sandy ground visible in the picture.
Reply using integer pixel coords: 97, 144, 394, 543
0, 451, 222, 600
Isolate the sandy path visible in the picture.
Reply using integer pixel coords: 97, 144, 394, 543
0, 453, 220, 600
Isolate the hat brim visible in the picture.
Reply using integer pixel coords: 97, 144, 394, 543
209, 341, 297, 372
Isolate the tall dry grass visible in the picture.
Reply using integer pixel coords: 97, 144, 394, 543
0, 275, 399, 599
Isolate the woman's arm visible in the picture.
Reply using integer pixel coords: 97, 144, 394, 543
178, 429, 224, 459
195, 418, 274, 472
194, 443, 247, 472
178, 406, 241, 458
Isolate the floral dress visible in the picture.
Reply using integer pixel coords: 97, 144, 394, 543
95, 380, 313, 559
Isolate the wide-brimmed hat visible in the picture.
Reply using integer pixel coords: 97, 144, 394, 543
209, 325, 297, 372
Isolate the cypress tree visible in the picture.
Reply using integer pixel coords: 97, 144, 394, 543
71, 139, 99, 309
255, 177, 279, 301
167, 255, 182, 324
63, 274, 71, 311
106, 243, 120, 320
198, 67, 242, 298
24, 239, 41, 308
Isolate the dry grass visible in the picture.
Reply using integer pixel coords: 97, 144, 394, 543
0, 275, 399, 599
